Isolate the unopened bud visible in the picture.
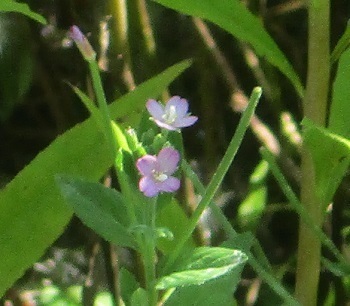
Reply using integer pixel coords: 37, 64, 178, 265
69, 25, 96, 61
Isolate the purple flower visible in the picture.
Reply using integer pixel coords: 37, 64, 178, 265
69, 25, 96, 61
136, 147, 181, 197
146, 96, 198, 131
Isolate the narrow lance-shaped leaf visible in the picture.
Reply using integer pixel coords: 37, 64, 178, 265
153, 0, 303, 96
156, 247, 247, 289
0, 0, 46, 24
328, 47, 350, 138
330, 22, 350, 64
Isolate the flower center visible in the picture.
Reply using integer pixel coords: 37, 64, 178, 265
152, 170, 168, 182
162, 105, 177, 124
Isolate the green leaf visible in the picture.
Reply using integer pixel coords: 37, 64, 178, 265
119, 268, 140, 306
163, 247, 246, 306
111, 121, 131, 152
221, 232, 256, 254
94, 292, 114, 306
331, 22, 350, 64
68, 83, 104, 131
237, 160, 268, 231
0, 59, 191, 297
156, 199, 196, 254
237, 186, 267, 230
163, 270, 240, 306
329, 47, 350, 138
131, 288, 149, 306
157, 265, 237, 290
322, 257, 350, 277
303, 119, 350, 207
65, 286, 83, 304
156, 247, 247, 289
153, 0, 303, 96
39, 285, 61, 304
56, 175, 136, 249
0, 0, 46, 24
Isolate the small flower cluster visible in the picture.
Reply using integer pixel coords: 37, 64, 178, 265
137, 97, 197, 197
69, 26, 198, 198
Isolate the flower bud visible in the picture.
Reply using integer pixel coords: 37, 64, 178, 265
69, 25, 96, 61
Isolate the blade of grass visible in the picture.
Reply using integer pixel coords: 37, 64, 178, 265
261, 148, 348, 269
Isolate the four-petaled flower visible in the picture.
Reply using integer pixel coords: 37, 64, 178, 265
136, 147, 181, 197
146, 96, 198, 131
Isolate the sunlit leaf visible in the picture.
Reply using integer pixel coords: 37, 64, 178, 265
303, 119, 350, 207
0, 0, 46, 24
156, 247, 247, 289
237, 160, 268, 231
163, 270, 240, 306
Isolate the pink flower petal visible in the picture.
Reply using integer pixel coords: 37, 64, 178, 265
139, 176, 159, 197
153, 119, 178, 131
157, 147, 180, 174
166, 96, 189, 118
159, 176, 180, 193
146, 99, 164, 121
136, 155, 157, 176
174, 115, 198, 128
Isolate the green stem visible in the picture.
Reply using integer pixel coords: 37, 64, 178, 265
88, 61, 117, 154
143, 198, 157, 306
162, 87, 262, 274
296, 1, 330, 304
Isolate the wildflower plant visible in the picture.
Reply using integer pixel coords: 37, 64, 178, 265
4, 0, 350, 304
53, 27, 261, 306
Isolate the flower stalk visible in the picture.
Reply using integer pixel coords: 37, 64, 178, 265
162, 87, 262, 274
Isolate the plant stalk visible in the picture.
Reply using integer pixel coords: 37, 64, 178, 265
295, 1, 330, 305
143, 199, 157, 306
111, 0, 136, 90
162, 87, 262, 274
